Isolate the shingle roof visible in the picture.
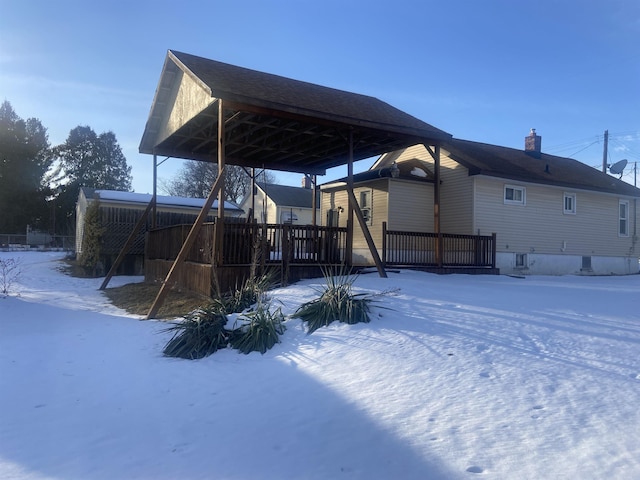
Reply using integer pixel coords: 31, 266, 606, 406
444, 139, 640, 197
139, 51, 451, 175
171, 51, 448, 139
257, 183, 319, 208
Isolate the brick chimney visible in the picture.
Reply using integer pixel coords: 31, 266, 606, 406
525, 128, 542, 153
301, 175, 312, 189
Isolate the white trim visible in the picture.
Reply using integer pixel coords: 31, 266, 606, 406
619, 199, 630, 237
563, 192, 577, 214
504, 184, 526, 205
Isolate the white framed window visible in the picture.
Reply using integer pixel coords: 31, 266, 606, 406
563, 193, 576, 214
504, 185, 525, 205
619, 200, 630, 236
359, 190, 372, 224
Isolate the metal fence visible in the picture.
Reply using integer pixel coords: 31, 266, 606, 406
0, 234, 75, 251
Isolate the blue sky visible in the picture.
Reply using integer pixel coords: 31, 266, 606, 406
1, 0, 639, 193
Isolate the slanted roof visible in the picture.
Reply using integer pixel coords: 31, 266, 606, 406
83, 188, 243, 212
321, 158, 434, 189
139, 50, 451, 175
257, 183, 319, 208
443, 139, 640, 197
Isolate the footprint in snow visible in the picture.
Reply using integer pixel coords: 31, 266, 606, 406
466, 466, 484, 473
531, 405, 544, 419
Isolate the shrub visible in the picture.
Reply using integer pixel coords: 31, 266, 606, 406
162, 305, 230, 359
79, 198, 106, 276
216, 271, 277, 314
229, 303, 286, 354
294, 266, 373, 334
0, 257, 22, 296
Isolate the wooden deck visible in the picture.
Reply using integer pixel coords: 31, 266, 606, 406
144, 220, 499, 297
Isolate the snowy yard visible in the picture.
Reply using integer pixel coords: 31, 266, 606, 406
1, 252, 639, 479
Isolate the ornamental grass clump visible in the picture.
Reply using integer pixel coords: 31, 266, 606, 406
294, 267, 373, 334
162, 305, 230, 359
229, 303, 286, 354
217, 271, 277, 314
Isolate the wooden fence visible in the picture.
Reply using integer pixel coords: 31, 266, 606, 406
146, 221, 348, 266
382, 222, 496, 268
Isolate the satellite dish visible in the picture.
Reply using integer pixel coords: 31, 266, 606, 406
609, 159, 628, 175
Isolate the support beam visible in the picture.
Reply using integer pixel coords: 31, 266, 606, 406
99, 197, 155, 291
311, 174, 317, 227
152, 154, 157, 228
345, 131, 354, 266
343, 129, 386, 278
425, 144, 442, 267
146, 168, 226, 320
346, 188, 387, 278
216, 99, 226, 266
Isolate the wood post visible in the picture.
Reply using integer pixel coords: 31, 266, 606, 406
216, 99, 226, 266
346, 188, 387, 278
145, 168, 226, 320
346, 131, 354, 266
425, 144, 443, 268
382, 221, 387, 267
99, 197, 155, 290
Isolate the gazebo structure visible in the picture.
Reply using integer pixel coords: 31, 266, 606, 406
137, 50, 452, 318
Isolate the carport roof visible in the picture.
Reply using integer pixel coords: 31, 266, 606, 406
139, 50, 451, 175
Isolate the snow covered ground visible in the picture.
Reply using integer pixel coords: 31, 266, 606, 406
1, 252, 639, 480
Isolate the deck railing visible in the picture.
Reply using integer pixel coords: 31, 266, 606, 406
382, 222, 496, 268
146, 221, 347, 266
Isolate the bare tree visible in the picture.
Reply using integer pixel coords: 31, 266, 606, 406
161, 160, 277, 203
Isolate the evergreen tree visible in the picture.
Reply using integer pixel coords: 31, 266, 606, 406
79, 197, 106, 276
0, 101, 51, 233
53, 126, 132, 233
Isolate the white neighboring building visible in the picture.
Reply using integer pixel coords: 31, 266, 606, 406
239, 181, 319, 225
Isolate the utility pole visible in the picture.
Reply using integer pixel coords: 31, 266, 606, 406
602, 130, 608, 173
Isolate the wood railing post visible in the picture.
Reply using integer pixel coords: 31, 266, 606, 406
491, 233, 497, 269
382, 221, 387, 266
146, 169, 226, 320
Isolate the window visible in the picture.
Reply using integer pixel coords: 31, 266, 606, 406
581, 256, 592, 271
515, 253, 527, 269
359, 190, 372, 224
504, 185, 525, 205
619, 200, 630, 236
563, 193, 576, 214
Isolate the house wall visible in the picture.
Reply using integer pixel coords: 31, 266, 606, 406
240, 188, 267, 223
440, 153, 475, 234
473, 175, 639, 275
241, 188, 318, 225
321, 180, 389, 265
275, 206, 316, 225
386, 146, 472, 233
387, 179, 433, 232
